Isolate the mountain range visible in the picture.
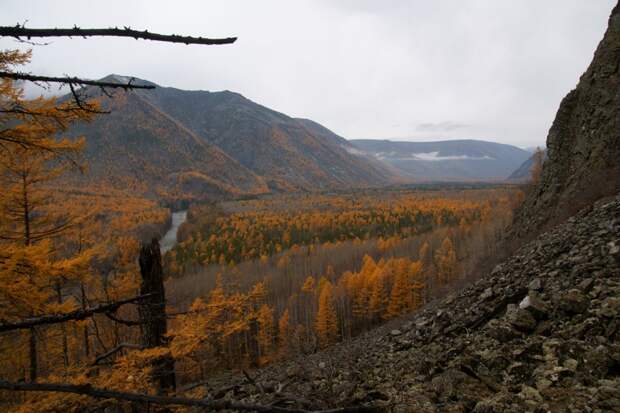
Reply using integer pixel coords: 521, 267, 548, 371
66, 76, 396, 200
349, 139, 531, 182
65, 76, 539, 198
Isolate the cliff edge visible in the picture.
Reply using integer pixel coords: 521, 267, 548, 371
512, 2, 620, 238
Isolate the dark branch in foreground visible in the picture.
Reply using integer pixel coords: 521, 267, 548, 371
0, 294, 152, 333
0, 25, 237, 45
93, 343, 145, 366
0, 71, 155, 90
104, 312, 142, 326
0, 380, 379, 413
67, 82, 109, 114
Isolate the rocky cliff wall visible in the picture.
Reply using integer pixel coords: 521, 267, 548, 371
513, 2, 620, 239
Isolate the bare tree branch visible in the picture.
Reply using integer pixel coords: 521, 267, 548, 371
0, 71, 155, 90
0, 25, 236, 110
0, 294, 153, 333
0, 380, 379, 413
92, 343, 145, 366
0, 25, 237, 45
177, 380, 210, 393
67, 82, 109, 114
104, 312, 142, 326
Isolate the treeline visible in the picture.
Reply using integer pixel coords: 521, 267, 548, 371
168, 189, 516, 274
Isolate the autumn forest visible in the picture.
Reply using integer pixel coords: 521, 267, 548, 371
0, 29, 530, 413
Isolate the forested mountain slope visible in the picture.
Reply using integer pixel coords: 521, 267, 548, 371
119, 78, 396, 191
64, 77, 397, 198
66, 89, 269, 200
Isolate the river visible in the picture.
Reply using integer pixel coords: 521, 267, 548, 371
161, 210, 188, 253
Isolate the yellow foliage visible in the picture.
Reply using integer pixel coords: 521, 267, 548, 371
315, 281, 338, 348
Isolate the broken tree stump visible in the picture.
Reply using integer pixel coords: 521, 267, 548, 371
138, 238, 176, 394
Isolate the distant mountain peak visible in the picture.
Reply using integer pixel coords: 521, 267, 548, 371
98, 74, 158, 88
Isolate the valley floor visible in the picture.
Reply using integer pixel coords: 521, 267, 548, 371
205, 194, 620, 412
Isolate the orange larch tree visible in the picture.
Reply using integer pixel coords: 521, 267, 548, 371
386, 260, 410, 318
315, 281, 338, 348
435, 236, 457, 285
0, 50, 97, 382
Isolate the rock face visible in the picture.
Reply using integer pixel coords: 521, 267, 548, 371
513, 2, 620, 238
197, 196, 620, 412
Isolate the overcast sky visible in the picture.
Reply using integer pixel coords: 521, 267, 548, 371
1, 0, 615, 147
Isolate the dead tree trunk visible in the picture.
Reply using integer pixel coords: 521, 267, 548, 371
28, 327, 37, 382
247, 316, 260, 368
138, 238, 176, 394
55, 283, 69, 369
80, 283, 90, 359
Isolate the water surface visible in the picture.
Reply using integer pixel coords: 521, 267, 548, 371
161, 210, 188, 253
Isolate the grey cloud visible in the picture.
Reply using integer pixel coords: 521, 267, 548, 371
374, 151, 493, 162
416, 122, 470, 133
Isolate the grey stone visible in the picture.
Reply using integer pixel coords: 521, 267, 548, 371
578, 278, 594, 293
473, 399, 502, 413
559, 289, 589, 314
584, 345, 614, 377
519, 292, 549, 320
480, 287, 494, 300
519, 385, 543, 403
487, 319, 520, 342
506, 305, 537, 332
599, 297, 620, 318
563, 358, 579, 372
528, 278, 543, 291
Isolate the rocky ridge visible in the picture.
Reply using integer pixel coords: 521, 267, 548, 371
215, 195, 619, 412
513, 2, 620, 237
